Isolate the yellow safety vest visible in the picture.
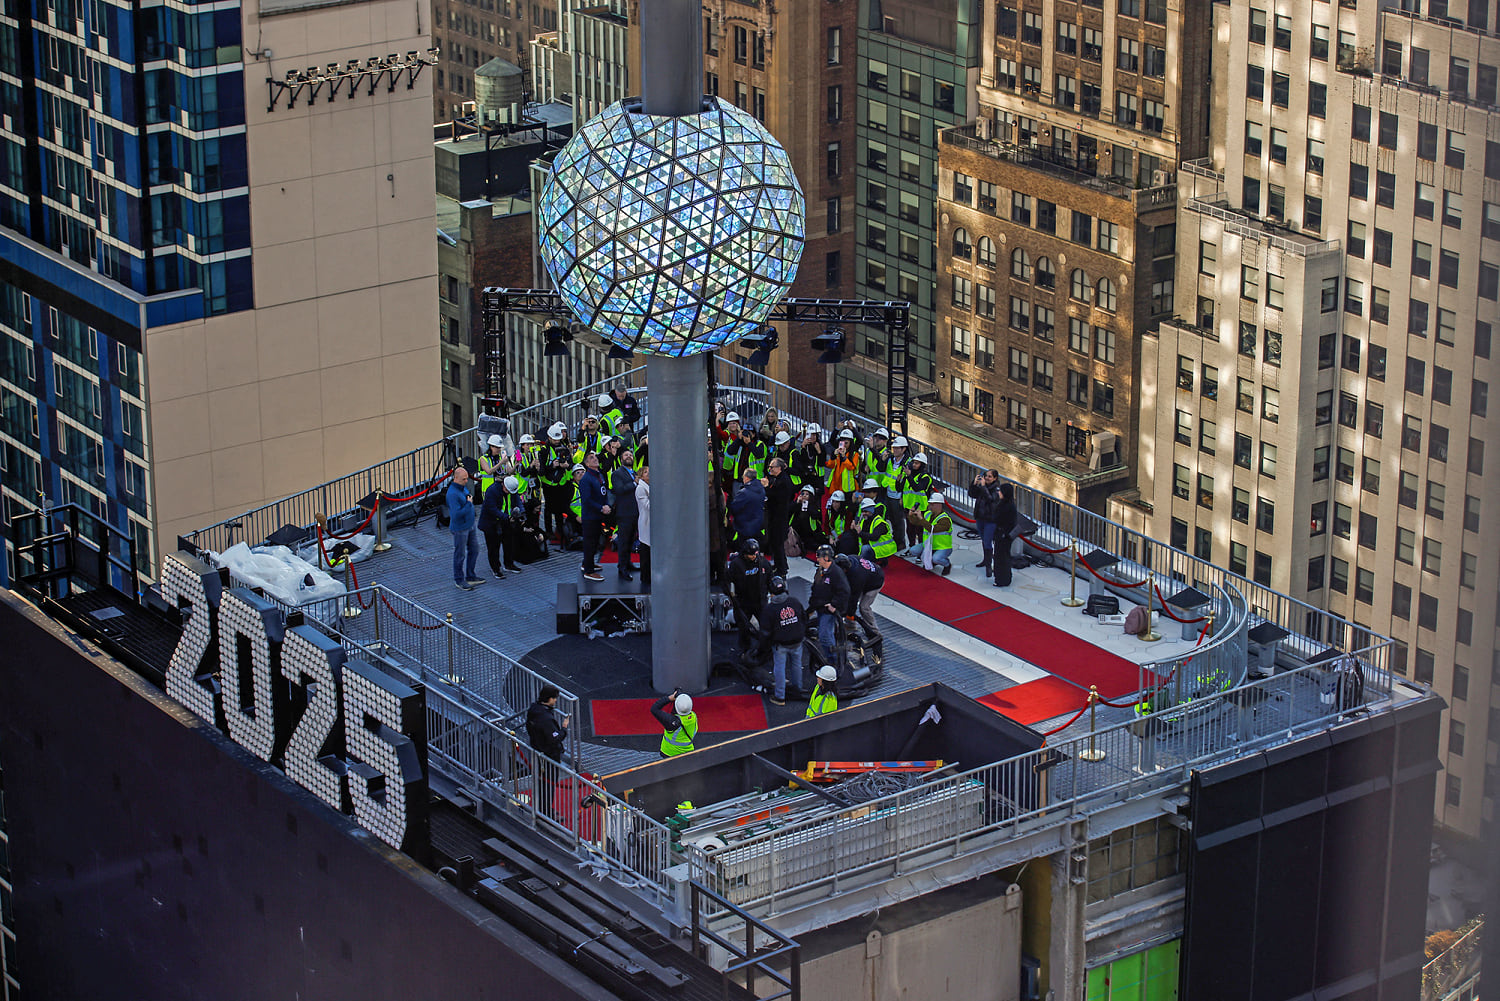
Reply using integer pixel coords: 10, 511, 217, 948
807, 688, 839, 717
660, 712, 698, 756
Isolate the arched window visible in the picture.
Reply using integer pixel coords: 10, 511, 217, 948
1070, 268, 1091, 302
1035, 256, 1056, 289
976, 236, 997, 267
952, 227, 971, 260
1096, 277, 1117, 312
1011, 248, 1032, 281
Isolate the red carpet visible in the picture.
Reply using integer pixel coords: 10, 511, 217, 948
978, 677, 1090, 726
878, 558, 1149, 700
590, 695, 768, 737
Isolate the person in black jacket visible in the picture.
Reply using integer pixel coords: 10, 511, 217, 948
525, 685, 569, 762
809, 545, 851, 666
762, 457, 794, 576
968, 468, 1002, 577
992, 481, 1019, 588
757, 576, 806, 705
837, 553, 885, 650
789, 484, 825, 554
610, 451, 639, 581
726, 539, 774, 655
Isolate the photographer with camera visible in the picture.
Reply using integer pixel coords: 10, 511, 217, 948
651, 689, 698, 757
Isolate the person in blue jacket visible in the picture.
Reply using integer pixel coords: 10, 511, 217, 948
447, 465, 485, 590
728, 466, 766, 548
610, 450, 639, 581
578, 451, 611, 581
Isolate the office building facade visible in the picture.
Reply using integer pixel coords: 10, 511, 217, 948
1134, 0, 1498, 842
0, 0, 441, 578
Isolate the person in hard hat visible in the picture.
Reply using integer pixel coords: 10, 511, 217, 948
757, 576, 807, 705
478, 472, 525, 578
479, 434, 508, 495
542, 423, 575, 543
862, 428, 897, 548
771, 428, 795, 473
789, 425, 825, 491
924, 493, 954, 575
651, 689, 698, 757
807, 665, 839, 717
790, 483, 825, 554
597, 392, 626, 439
824, 490, 852, 550
898, 450, 933, 530
855, 496, 897, 567
859, 476, 884, 510
824, 429, 861, 496
514, 433, 541, 494
573, 412, 604, 462
725, 422, 768, 490
562, 462, 585, 547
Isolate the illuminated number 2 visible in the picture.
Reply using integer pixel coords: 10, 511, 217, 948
161, 553, 222, 726
281, 625, 347, 813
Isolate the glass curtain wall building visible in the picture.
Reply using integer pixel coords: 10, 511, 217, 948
0, 0, 247, 580
842, 0, 979, 420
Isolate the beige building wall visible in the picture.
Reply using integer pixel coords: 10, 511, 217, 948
144, 0, 441, 546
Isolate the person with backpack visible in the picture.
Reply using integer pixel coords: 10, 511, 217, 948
757, 576, 807, 706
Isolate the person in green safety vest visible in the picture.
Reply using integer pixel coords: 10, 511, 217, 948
923, 493, 954, 575
572, 414, 605, 464
789, 425, 825, 490
806, 665, 839, 717
724, 425, 768, 489
862, 428, 902, 552
651, 691, 698, 757
514, 433, 542, 496
899, 452, 933, 521
596, 393, 627, 440
824, 491, 852, 550
479, 434, 508, 495
561, 463, 584, 548
855, 497, 897, 566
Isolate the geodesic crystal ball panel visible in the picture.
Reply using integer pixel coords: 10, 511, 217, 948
537, 97, 806, 357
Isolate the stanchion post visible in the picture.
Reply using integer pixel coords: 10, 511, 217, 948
1061, 544, 1085, 607
1141, 572, 1162, 642
372, 586, 385, 654
1079, 686, 1106, 761
445, 611, 462, 684
313, 512, 327, 569
341, 558, 362, 618
373, 490, 392, 553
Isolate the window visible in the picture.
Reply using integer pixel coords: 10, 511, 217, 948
1056, 21, 1077, 54
977, 283, 996, 318
1307, 557, 1325, 591
976, 335, 995, 370
1313, 445, 1329, 481
1194, 528, 1213, 560
974, 388, 994, 424
1423, 537, 1442, 575
1142, 100, 1164, 134
1416, 183, 1435, 220
826, 197, 841, 234
978, 181, 998, 213
826, 251, 841, 286
1035, 256, 1055, 288
951, 274, 972, 309
1199, 417, 1216, 455
1035, 307, 1056, 343
1009, 347, 1030, 383
1382, 39, 1403, 75
1312, 24, 1328, 60
1092, 380, 1114, 417
1349, 163, 1368, 201
1400, 472, 1419, 508
1237, 378, 1254, 414
1311, 501, 1327, 536
1363, 456, 1381, 493
1352, 104, 1370, 142
1365, 402, 1384, 439
1036, 201, 1056, 234
952, 228, 971, 260
1262, 386, 1279, 423
1260, 442, 1277, 478
1428, 481, 1446, 519
1347, 221, 1367, 259
950, 376, 971, 409
1337, 447, 1355, 484
1257, 496, 1275, 532
1198, 473, 1215, 509
1249, 8, 1267, 44
1095, 327, 1116, 364
1070, 269, 1092, 303
1118, 37, 1139, 72
1022, 11, 1042, 44
1241, 266, 1259, 301
1234, 488, 1252, 524
952, 171, 972, 204
1199, 241, 1217, 275
1345, 278, 1365, 315
1170, 517, 1188, 549
1433, 366, 1452, 406
1096, 278, 1117, 311
1174, 409, 1192, 446
901, 70, 921, 101
1011, 192, 1032, 225
1450, 57, 1470, 99
1033, 357, 1054, 392
1306, 137, 1324, 174
1008, 296, 1028, 330
950, 325, 971, 359
1334, 503, 1352, 539
1082, 27, 1104, 62
1239, 323, 1258, 358
1376, 171, 1396, 208
1378, 111, 1399, 149
1097, 221, 1119, 255
1071, 212, 1092, 245
826, 25, 841, 64
1447, 131, 1466, 170
827, 85, 842, 121
1075, 323, 1094, 356
1403, 414, 1422, 452
1235, 432, 1253, 469
1272, 72, 1289, 108
1269, 127, 1288, 164
977, 237, 996, 267
1373, 229, 1392, 267
826, 142, 841, 178
1068, 370, 1089, 406
1460, 554, 1477, 591
1316, 390, 1333, 425
1266, 274, 1284, 312
1338, 391, 1358, 428
1439, 249, 1461, 288
1253, 552, 1272, 587
1330, 558, 1349, 594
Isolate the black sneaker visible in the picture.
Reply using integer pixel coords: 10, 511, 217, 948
465, 577, 487, 586
942, 565, 952, 576
505, 564, 523, 572
490, 569, 506, 580
456, 581, 475, 591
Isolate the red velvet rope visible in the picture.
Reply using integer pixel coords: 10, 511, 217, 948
380, 591, 446, 630
346, 561, 375, 609
1152, 583, 1207, 623
1023, 536, 1070, 555
949, 505, 976, 525
383, 474, 452, 504
1040, 700, 1093, 736
1094, 619, 1214, 707
1079, 555, 1147, 588
324, 504, 377, 541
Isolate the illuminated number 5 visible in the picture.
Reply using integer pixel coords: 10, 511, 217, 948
342, 661, 428, 851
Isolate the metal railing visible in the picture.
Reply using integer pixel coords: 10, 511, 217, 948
687, 655, 1399, 918
690, 881, 801, 1000
1183, 194, 1342, 257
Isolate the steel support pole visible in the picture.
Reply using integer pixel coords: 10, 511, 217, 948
640, 0, 702, 118
648, 355, 711, 691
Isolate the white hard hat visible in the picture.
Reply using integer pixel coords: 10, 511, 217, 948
912, 452, 929, 464
488, 434, 504, 447
675, 693, 694, 715
597, 393, 612, 408
519, 433, 536, 445
860, 497, 876, 510
892, 436, 909, 448
572, 463, 585, 472
725, 411, 741, 423
873, 427, 890, 439
798, 484, 815, 494
830, 490, 846, 502
816, 666, 838, 683
549, 422, 566, 439
775, 431, 792, 445
929, 492, 946, 505
862, 478, 880, 490
838, 429, 856, 440
504, 475, 520, 492
808, 423, 822, 434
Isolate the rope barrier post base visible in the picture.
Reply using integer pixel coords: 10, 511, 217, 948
1078, 686, 1106, 762
341, 558, 362, 619
1061, 545, 1085, 607
444, 611, 463, 685
1140, 572, 1162, 642
372, 490, 392, 553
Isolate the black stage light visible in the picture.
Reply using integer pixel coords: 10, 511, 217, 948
742, 323, 778, 366
543, 318, 572, 357
607, 343, 634, 359
811, 325, 845, 364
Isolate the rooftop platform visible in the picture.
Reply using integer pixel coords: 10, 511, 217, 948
161, 357, 1434, 934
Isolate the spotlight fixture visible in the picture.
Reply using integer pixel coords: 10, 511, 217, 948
741, 323, 778, 367
607, 343, 635, 360
543, 318, 573, 357
811, 325, 845, 364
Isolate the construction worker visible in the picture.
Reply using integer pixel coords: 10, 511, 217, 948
899, 451, 933, 523
479, 434, 508, 495
789, 425, 825, 491
597, 392, 627, 439
856, 497, 897, 566
514, 433, 541, 496
725, 424, 769, 488
541, 423, 575, 543
652, 690, 698, 757
916, 493, 955, 575
572, 413, 605, 463
824, 429, 861, 496
807, 665, 839, 717
824, 491, 854, 553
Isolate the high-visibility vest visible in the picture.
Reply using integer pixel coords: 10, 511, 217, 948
826, 505, 850, 538
864, 448, 896, 493
600, 407, 625, 438
541, 445, 572, 487
479, 452, 505, 494
660, 712, 698, 756
573, 431, 604, 464
807, 688, 838, 717
901, 468, 933, 512
862, 511, 897, 559
927, 511, 953, 551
